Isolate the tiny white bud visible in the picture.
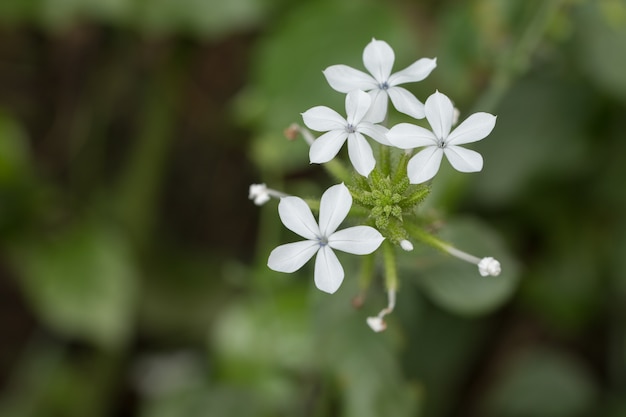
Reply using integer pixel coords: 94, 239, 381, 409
248, 183, 270, 206
400, 240, 414, 251
366, 316, 387, 332
478, 257, 501, 277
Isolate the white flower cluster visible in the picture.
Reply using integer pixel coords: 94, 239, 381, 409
249, 39, 502, 331
305, 38, 496, 183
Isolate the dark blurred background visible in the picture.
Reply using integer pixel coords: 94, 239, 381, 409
1, 0, 626, 416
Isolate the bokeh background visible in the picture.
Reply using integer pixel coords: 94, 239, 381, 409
1, 0, 626, 416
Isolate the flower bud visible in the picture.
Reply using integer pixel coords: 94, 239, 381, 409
366, 316, 387, 332
478, 257, 501, 277
400, 239, 414, 251
248, 184, 271, 206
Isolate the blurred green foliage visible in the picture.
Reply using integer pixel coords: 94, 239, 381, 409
2, 0, 626, 416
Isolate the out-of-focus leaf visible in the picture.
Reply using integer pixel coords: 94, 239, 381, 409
0, 111, 31, 185
469, 74, 591, 205
0, 0, 39, 23
212, 285, 314, 372
310, 274, 421, 417
136, 352, 263, 417
480, 347, 598, 417
523, 248, 602, 332
38, 0, 129, 28
237, 0, 422, 173
9, 219, 138, 349
0, 341, 121, 417
576, 1, 626, 101
0, 112, 39, 236
407, 217, 520, 316
132, 0, 269, 38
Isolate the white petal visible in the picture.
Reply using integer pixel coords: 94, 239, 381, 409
328, 226, 384, 254
323, 65, 377, 93
388, 57, 437, 85
318, 183, 352, 237
387, 86, 425, 119
347, 133, 376, 177
425, 91, 454, 139
387, 123, 437, 149
358, 122, 390, 145
406, 146, 444, 184
345, 90, 371, 126
302, 106, 346, 132
314, 246, 344, 294
446, 112, 497, 145
268, 241, 319, 273
278, 196, 320, 240
363, 38, 394, 83
309, 130, 348, 164
363, 89, 388, 123
443, 145, 483, 172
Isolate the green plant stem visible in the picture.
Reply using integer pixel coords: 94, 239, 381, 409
114, 60, 183, 246
359, 253, 376, 291
382, 240, 398, 292
405, 222, 449, 253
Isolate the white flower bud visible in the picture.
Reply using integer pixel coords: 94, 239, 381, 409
249, 183, 271, 206
400, 239, 414, 251
366, 316, 387, 332
478, 257, 501, 277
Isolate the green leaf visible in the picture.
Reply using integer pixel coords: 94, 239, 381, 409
9, 219, 138, 349
575, 1, 626, 101
480, 348, 599, 417
0, 111, 32, 185
409, 217, 520, 316
468, 74, 591, 205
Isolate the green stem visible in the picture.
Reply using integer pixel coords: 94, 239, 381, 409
114, 60, 183, 246
359, 253, 376, 291
379, 143, 391, 177
382, 240, 398, 291
476, 0, 565, 113
405, 222, 449, 253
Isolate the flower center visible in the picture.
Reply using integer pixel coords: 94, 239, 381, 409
345, 124, 356, 133
379, 81, 389, 90
437, 139, 446, 149
317, 236, 329, 247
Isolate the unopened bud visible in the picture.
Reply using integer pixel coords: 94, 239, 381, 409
284, 123, 299, 141
366, 316, 387, 332
478, 257, 501, 277
400, 239, 414, 251
249, 183, 271, 206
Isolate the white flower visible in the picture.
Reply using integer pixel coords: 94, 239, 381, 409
268, 183, 384, 294
302, 90, 389, 177
323, 38, 437, 121
387, 91, 497, 184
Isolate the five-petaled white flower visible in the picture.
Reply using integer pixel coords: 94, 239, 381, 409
323, 38, 437, 122
387, 91, 497, 184
302, 90, 388, 177
268, 183, 384, 294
